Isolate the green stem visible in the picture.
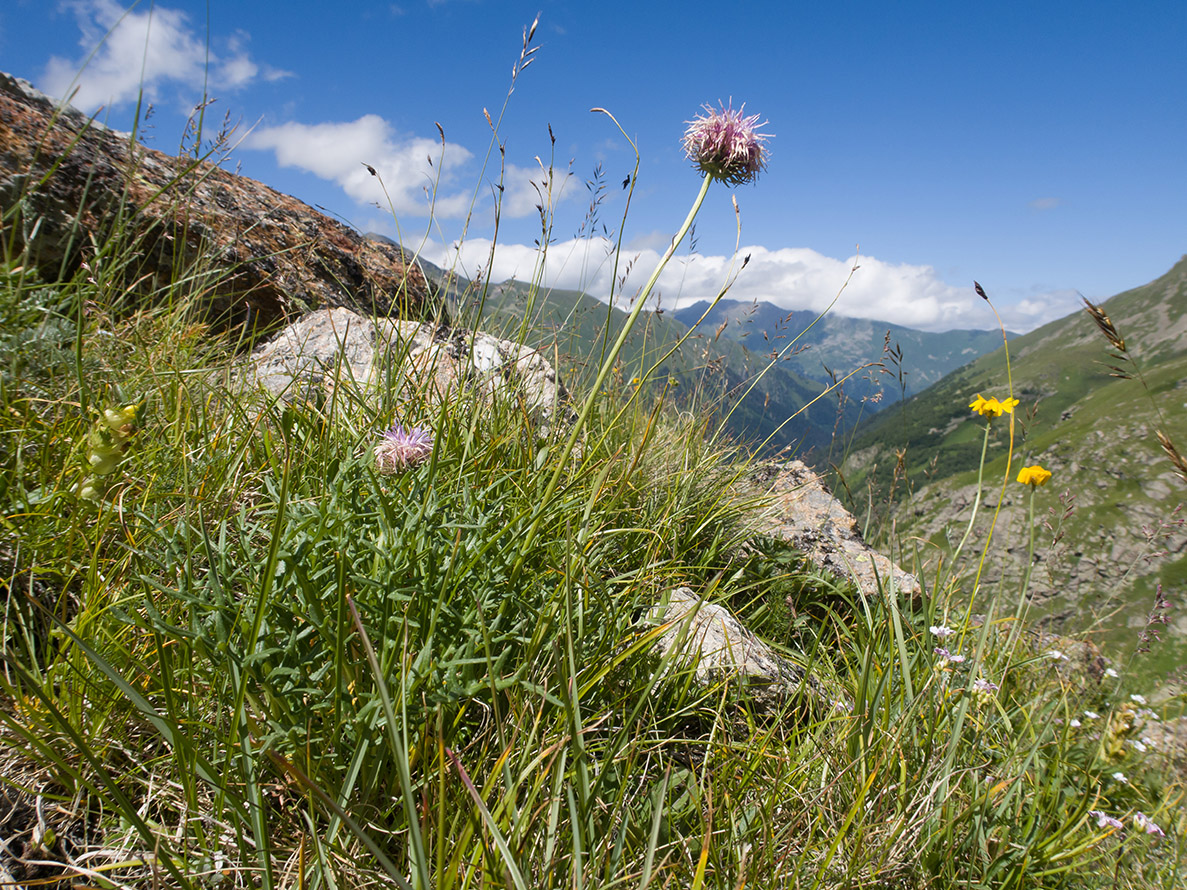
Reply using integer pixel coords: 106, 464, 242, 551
1003, 486, 1038, 658
950, 422, 992, 571
514, 172, 714, 570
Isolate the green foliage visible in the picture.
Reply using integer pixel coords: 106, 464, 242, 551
1, 58, 1183, 890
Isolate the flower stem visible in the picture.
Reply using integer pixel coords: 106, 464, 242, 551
950, 421, 992, 570
513, 172, 714, 573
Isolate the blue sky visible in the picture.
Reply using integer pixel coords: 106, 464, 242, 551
2, 0, 1184, 332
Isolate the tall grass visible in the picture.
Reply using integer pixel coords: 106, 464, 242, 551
1, 22, 1184, 889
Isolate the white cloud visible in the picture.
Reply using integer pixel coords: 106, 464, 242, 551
995, 288, 1083, 331
422, 237, 1078, 333
244, 115, 567, 221
42, 0, 288, 111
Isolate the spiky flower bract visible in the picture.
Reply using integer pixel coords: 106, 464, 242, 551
682, 101, 771, 186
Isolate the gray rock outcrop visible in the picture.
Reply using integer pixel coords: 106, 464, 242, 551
750, 459, 921, 599
243, 306, 568, 423
0, 72, 437, 332
651, 587, 841, 714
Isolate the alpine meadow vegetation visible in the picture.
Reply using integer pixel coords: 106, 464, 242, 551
1, 16, 1183, 890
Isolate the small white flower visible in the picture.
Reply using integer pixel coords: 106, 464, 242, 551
1104, 667, 1119, 679
1138, 708, 1159, 721
930, 625, 954, 639
1112, 772, 1128, 784
1127, 739, 1148, 753
1130, 693, 1148, 705
1084, 710, 1101, 720
1070, 718, 1082, 728
1048, 650, 1069, 662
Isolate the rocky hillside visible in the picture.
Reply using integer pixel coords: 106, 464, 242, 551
674, 299, 1012, 402
843, 256, 1187, 676
0, 72, 437, 335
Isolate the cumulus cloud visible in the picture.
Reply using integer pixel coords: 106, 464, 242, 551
245, 116, 567, 220
42, 0, 289, 111
995, 288, 1083, 331
423, 237, 1079, 333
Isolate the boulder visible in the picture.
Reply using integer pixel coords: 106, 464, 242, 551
0, 72, 436, 333
749, 459, 920, 599
651, 587, 842, 714
244, 306, 569, 423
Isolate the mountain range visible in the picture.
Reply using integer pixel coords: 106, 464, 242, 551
672, 299, 1013, 402
389, 238, 1013, 462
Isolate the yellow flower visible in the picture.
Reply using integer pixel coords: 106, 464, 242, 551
1017, 465, 1052, 486
969, 393, 1019, 418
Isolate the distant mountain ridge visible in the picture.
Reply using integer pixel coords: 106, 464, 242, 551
361, 236, 852, 457
674, 299, 1014, 402
370, 235, 1020, 461
473, 278, 860, 460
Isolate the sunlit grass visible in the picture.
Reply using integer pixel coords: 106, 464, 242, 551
1, 25, 1184, 889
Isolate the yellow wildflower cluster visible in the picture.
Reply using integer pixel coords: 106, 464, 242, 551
969, 393, 1019, 419
1017, 464, 1052, 487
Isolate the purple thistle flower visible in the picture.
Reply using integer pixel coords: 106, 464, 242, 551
375, 424, 434, 473
682, 101, 771, 186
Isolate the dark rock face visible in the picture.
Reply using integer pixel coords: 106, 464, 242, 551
0, 72, 436, 334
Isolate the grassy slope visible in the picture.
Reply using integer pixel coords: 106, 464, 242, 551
843, 255, 1187, 675
1, 245, 1184, 888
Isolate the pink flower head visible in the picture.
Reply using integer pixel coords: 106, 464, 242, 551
1132, 812, 1165, 837
934, 647, 966, 664
375, 424, 434, 473
1089, 810, 1124, 831
682, 101, 771, 186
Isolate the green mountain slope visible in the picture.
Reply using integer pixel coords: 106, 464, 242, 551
843, 256, 1187, 675
674, 299, 1012, 402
